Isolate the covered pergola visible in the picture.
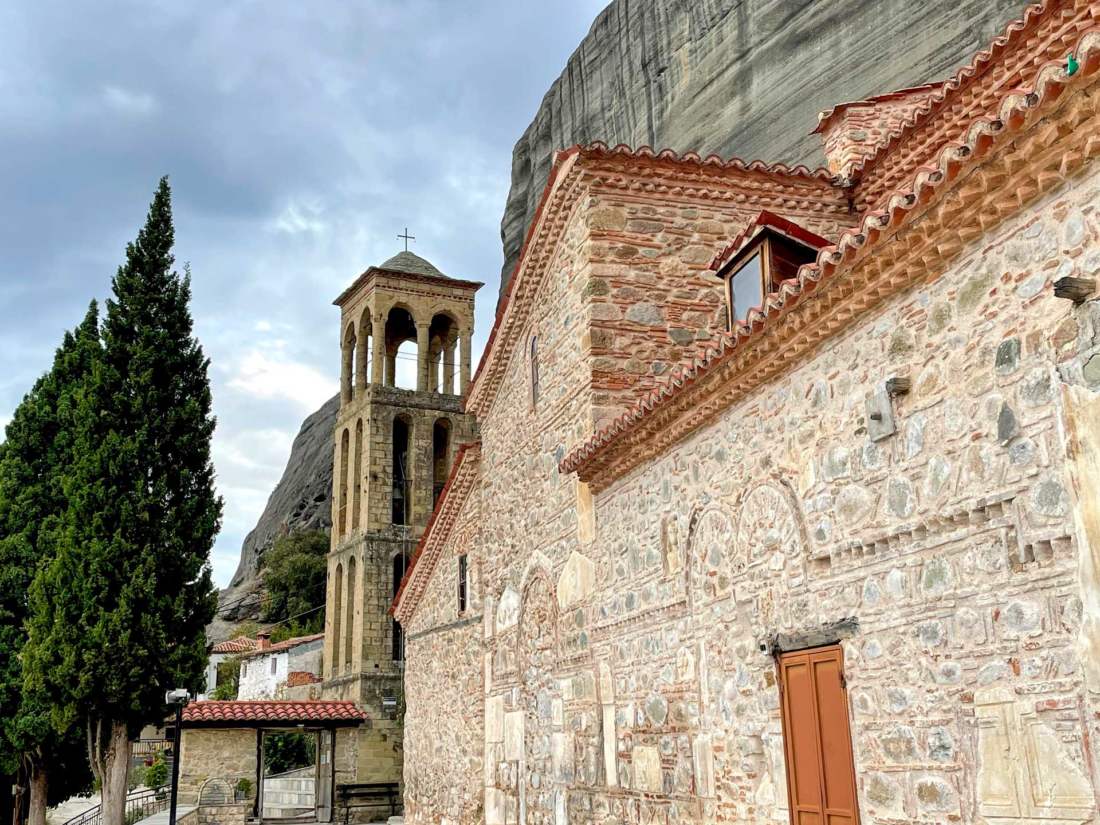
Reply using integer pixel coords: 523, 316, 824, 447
173, 700, 367, 823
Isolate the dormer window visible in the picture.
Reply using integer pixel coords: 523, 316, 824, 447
714, 211, 830, 329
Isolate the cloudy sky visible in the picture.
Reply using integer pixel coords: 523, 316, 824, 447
0, 0, 606, 587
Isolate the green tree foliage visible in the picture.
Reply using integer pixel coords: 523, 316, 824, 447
211, 656, 242, 700
23, 178, 221, 825
260, 530, 328, 637
262, 731, 316, 776
0, 306, 100, 823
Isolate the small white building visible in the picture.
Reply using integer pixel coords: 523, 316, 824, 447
237, 632, 324, 700
202, 635, 258, 699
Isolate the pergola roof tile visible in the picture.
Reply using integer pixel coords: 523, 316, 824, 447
180, 700, 366, 726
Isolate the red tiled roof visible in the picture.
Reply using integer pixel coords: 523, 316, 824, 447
572, 141, 833, 179
853, 0, 1089, 205
241, 632, 324, 658
180, 700, 366, 726
811, 83, 946, 135
560, 24, 1100, 484
210, 636, 258, 654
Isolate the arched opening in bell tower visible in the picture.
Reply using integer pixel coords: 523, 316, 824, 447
344, 555, 356, 672
392, 552, 407, 661
384, 306, 418, 390
432, 418, 451, 507
332, 562, 343, 677
357, 308, 372, 386
391, 415, 411, 526
341, 322, 357, 403
428, 313, 459, 395
351, 418, 362, 531
338, 428, 350, 536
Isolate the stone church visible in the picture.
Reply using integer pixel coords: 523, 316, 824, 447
389, 2, 1100, 824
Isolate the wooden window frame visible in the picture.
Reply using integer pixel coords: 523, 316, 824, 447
725, 240, 770, 330
722, 229, 824, 330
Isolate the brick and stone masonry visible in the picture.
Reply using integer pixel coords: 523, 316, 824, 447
393, 4, 1100, 825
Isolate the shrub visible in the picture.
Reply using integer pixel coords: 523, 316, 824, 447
144, 753, 169, 789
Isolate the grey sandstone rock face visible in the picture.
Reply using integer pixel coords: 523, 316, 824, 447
498, 0, 1022, 304
209, 394, 338, 642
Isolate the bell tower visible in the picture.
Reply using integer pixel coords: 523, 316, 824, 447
322, 250, 480, 784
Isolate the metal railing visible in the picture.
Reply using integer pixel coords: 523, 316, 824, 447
132, 739, 171, 760
62, 785, 170, 825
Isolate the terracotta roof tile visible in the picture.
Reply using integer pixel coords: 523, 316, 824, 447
709, 209, 834, 273
576, 141, 833, 179
852, 0, 1089, 203
210, 636, 258, 654
811, 83, 946, 135
241, 632, 324, 658
181, 700, 366, 725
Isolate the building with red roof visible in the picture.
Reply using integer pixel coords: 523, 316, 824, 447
173, 700, 367, 820
393, 3, 1100, 824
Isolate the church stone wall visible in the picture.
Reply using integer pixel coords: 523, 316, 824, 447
579, 163, 1100, 824
403, 490, 485, 825
403, 147, 1100, 824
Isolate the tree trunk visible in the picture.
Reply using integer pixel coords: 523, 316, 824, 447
25, 767, 46, 825
98, 721, 131, 825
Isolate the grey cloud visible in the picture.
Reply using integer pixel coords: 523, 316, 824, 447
0, 0, 608, 585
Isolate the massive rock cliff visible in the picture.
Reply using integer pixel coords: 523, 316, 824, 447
498, 0, 1023, 302
210, 394, 337, 642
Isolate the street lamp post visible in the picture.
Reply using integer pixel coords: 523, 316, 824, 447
165, 689, 190, 825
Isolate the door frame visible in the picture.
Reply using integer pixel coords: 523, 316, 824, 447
257, 727, 326, 821
315, 729, 336, 822
775, 643, 861, 825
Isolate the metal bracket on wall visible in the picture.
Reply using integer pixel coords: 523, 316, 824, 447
866, 387, 896, 442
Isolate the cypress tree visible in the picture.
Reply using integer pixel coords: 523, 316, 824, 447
24, 178, 221, 825
0, 306, 99, 825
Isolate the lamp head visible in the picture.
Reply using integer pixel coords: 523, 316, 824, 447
165, 688, 191, 707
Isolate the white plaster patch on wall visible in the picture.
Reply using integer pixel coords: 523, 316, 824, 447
632, 745, 662, 793
503, 711, 524, 762
556, 549, 596, 608
495, 586, 520, 633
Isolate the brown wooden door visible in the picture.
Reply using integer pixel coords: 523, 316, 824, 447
779, 645, 860, 825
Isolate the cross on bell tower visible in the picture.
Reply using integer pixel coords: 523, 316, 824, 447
397, 227, 415, 252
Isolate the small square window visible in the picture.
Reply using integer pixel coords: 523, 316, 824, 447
458, 554, 468, 613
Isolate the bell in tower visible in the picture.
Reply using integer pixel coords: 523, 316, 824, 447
322, 247, 481, 787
